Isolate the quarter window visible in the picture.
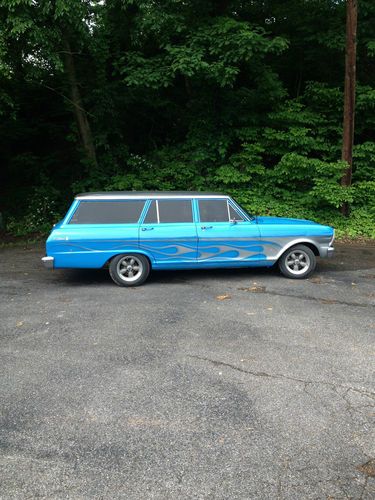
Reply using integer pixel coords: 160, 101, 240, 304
229, 204, 244, 221
158, 200, 193, 223
70, 200, 145, 224
199, 199, 229, 222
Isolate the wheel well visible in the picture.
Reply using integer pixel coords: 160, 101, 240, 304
285, 242, 320, 257
103, 253, 152, 269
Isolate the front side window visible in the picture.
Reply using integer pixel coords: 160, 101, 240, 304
199, 199, 229, 222
70, 200, 145, 224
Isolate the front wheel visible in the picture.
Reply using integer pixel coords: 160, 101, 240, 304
278, 245, 316, 279
109, 254, 150, 287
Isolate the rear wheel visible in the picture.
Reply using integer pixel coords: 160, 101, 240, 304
109, 254, 150, 287
278, 244, 316, 279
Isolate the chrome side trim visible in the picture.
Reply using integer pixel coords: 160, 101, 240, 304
41, 256, 54, 269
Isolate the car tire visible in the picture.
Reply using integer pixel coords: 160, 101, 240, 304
109, 254, 150, 287
278, 244, 316, 279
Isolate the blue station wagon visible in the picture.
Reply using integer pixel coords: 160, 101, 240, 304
42, 191, 335, 286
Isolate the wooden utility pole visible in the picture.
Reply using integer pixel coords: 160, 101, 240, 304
340, 0, 357, 216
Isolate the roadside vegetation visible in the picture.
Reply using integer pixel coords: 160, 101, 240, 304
1, 1, 374, 239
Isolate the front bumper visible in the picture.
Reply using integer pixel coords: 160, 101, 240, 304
41, 256, 54, 269
327, 246, 335, 258
319, 245, 334, 258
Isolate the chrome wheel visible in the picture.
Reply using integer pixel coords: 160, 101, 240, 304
116, 255, 143, 282
285, 249, 310, 275
109, 253, 150, 287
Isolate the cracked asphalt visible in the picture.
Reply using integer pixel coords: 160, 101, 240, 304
1, 242, 375, 499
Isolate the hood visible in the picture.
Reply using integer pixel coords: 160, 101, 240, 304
256, 216, 318, 226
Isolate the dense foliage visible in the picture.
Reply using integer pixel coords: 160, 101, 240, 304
1, 0, 374, 238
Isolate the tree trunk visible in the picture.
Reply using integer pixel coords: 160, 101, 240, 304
340, 0, 357, 216
63, 38, 98, 168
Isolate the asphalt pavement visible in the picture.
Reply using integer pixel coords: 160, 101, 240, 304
1, 242, 374, 499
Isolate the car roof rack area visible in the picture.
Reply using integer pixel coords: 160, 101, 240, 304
75, 191, 227, 200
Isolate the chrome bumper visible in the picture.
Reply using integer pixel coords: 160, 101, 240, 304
327, 246, 335, 258
319, 246, 334, 258
41, 256, 54, 269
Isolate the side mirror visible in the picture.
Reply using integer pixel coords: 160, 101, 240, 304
230, 219, 237, 225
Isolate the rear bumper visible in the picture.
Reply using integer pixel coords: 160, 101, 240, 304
41, 256, 54, 269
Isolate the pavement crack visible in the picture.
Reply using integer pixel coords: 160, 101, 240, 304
188, 355, 284, 380
247, 290, 373, 308
188, 356, 375, 399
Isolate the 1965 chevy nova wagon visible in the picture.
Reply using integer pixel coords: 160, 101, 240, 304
42, 191, 334, 286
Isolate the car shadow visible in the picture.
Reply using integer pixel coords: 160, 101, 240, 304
55, 266, 277, 287
147, 266, 277, 285
51, 243, 375, 287
54, 268, 113, 286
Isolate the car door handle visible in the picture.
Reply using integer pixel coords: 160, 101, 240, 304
141, 227, 154, 231
201, 226, 213, 230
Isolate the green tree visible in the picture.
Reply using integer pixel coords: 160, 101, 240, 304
0, 0, 100, 165
0, 0, 374, 238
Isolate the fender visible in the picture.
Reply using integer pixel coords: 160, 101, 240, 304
270, 237, 325, 261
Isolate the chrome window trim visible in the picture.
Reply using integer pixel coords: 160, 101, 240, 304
76, 194, 228, 201
226, 200, 231, 221
227, 200, 246, 221
156, 200, 160, 223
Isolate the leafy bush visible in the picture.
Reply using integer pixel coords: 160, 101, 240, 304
5, 184, 63, 236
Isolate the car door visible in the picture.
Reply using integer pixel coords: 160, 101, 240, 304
196, 198, 263, 266
139, 199, 198, 268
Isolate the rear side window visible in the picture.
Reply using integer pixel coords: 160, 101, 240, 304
142, 200, 193, 223
70, 200, 145, 224
199, 200, 229, 222
158, 200, 193, 223
143, 200, 158, 224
